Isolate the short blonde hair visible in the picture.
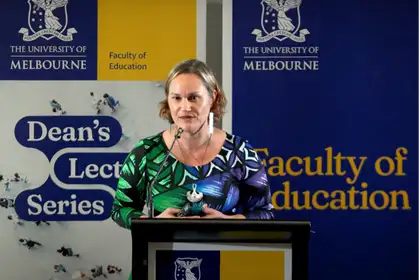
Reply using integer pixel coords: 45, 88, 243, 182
159, 59, 227, 123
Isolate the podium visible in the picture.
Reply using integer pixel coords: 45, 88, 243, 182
131, 219, 310, 280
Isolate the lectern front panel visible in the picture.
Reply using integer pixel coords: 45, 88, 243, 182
147, 242, 292, 280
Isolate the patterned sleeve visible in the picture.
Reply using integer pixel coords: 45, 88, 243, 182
111, 143, 147, 229
237, 140, 275, 219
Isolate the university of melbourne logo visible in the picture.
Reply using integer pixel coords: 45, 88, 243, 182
252, 0, 309, 43
174, 258, 202, 280
19, 0, 77, 42
0, 0, 96, 79
242, 0, 319, 71
5, 0, 90, 74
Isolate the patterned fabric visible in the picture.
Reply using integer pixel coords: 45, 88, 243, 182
111, 132, 274, 229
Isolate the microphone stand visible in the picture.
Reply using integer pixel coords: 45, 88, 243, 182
146, 127, 183, 218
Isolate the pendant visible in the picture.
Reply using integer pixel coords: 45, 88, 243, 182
179, 184, 204, 216
186, 184, 203, 203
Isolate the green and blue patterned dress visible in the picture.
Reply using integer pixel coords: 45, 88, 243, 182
111, 131, 274, 229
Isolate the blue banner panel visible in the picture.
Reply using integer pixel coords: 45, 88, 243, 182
230, 1, 418, 280
0, 0, 98, 80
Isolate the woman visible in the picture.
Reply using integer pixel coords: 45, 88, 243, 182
111, 59, 274, 229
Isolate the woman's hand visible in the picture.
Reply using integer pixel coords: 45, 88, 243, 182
201, 204, 246, 219
155, 208, 181, 218
140, 208, 200, 218
201, 204, 228, 219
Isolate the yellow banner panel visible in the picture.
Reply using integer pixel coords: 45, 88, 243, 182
98, 0, 197, 81
220, 251, 285, 280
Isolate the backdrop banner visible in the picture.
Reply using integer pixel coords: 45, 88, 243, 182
224, 0, 418, 279
0, 1, 204, 279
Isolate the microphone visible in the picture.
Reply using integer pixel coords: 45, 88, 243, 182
146, 127, 183, 218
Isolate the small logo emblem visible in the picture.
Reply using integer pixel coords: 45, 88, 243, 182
252, 0, 310, 43
174, 257, 202, 280
19, 0, 77, 42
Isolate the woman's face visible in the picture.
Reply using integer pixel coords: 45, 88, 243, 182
168, 73, 214, 134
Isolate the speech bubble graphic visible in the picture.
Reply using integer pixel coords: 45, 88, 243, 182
14, 115, 122, 160
53, 151, 128, 188
14, 177, 115, 221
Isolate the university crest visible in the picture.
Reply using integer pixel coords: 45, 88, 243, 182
252, 0, 310, 43
18, 0, 77, 42
174, 257, 202, 280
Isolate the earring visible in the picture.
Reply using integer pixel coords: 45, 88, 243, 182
209, 112, 214, 135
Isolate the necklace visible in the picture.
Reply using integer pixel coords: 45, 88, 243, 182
172, 127, 212, 166
171, 128, 210, 217
179, 136, 212, 166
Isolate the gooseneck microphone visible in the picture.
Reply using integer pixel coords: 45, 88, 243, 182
146, 127, 184, 218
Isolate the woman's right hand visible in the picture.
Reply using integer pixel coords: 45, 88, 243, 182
156, 207, 181, 218
140, 208, 200, 218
